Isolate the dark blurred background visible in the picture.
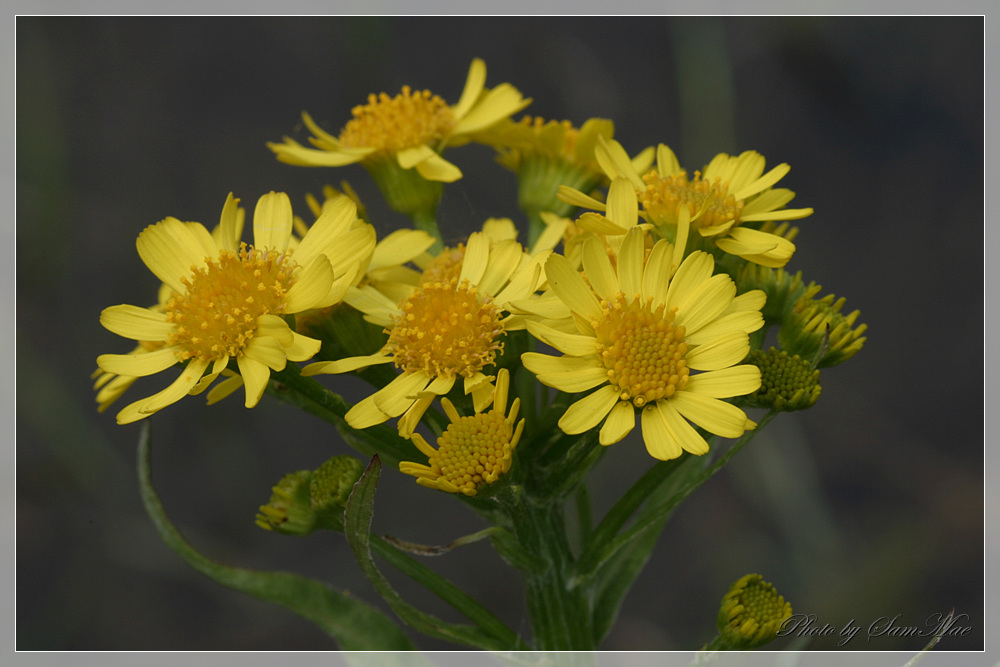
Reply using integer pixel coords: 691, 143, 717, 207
16, 16, 983, 651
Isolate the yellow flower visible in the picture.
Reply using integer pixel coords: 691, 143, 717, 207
560, 138, 813, 267
303, 231, 544, 437
717, 574, 793, 649
97, 192, 374, 424
400, 369, 524, 496
521, 225, 764, 460
267, 58, 530, 183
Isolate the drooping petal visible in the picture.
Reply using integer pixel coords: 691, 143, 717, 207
373, 371, 432, 418
656, 401, 710, 455
243, 335, 288, 371
640, 403, 684, 460
346, 394, 391, 429
302, 353, 394, 376
139, 358, 212, 415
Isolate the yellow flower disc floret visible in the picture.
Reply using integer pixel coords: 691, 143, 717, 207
383, 278, 504, 379
594, 294, 689, 408
429, 409, 514, 496
165, 243, 296, 362
640, 170, 743, 230
339, 86, 455, 153
418, 244, 466, 284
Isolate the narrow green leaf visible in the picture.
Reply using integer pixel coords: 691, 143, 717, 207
345, 455, 521, 650
137, 422, 414, 651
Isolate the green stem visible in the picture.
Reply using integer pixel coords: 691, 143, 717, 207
411, 207, 443, 254
502, 497, 595, 650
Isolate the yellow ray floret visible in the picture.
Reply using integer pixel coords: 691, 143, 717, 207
399, 369, 524, 496
522, 227, 764, 460
268, 58, 531, 183
96, 192, 375, 424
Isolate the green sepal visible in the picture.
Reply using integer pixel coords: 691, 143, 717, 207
345, 454, 524, 650
137, 422, 414, 651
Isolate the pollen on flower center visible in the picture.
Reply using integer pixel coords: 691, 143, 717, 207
383, 278, 504, 378
640, 170, 744, 230
339, 86, 455, 153
594, 294, 690, 407
430, 410, 514, 496
165, 244, 296, 362
419, 244, 466, 284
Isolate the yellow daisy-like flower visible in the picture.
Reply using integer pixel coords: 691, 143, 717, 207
267, 58, 530, 183
560, 138, 813, 268
521, 226, 765, 460
97, 192, 375, 424
400, 369, 524, 496
303, 231, 544, 437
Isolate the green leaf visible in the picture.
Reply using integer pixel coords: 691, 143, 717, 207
345, 455, 521, 650
137, 422, 414, 651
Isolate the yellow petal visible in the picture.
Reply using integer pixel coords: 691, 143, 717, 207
600, 401, 636, 445
684, 310, 764, 345
268, 138, 372, 166
545, 253, 602, 321
641, 239, 672, 308
664, 251, 715, 314
558, 386, 619, 434
373, 372, 431, 418
236, 355, 271, 407
606, 177, 639, 230
522, 352, 599, 376
595, 136, 644, 189
370, 229, 436, 271
451, 83, 529, 135
674, 274, 736, 335
460, 232, 491, 285
640, 403, 683, 460
557, 185, 607, 212
301, 353, 393, 376
582, 235, 620, 302
217, 192, 242, 252
537, 366, 608, 393
479, 239, 523, 295
671, 390, 752, 438
739, 207, 814, 223
525, 320, 597, 356
617, 227, 645, 299
243, 335, 288, 371
255, 314, 294, 347
451, 58, 487, 121
684, 365, 761, 398
684, 331, 750, 371
284, 330, 322, 362
577, 212, 629, 236
397, 144, 437, 169
656, 144, 681, 176
346, 394, 391, 429
100, 305, 172, 341
97, 347, 180, 377
656, 401, 710, 456
141, 358, 211, 414
252, 192, 293, 252
206, 373, 244, 405
136, 218, 212, 293
414, 152, 463, 182
283, 255, 334, 312
294, 196, 358, 267
733, 162, 790, 200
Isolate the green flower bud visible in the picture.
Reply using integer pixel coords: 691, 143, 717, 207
734, 263, 806, 327
256, 455, 365, 536
779, 283, 867, 368
717, 574, 793, 650
742, 347, 821, 412
309, 455, 365, 532
255, 470, 315, 536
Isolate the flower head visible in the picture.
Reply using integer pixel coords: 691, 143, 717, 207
267, 58, 530, 184
561, 138, 813, 268
717, 574, 793, 649
97, 192, 374, 423
400, 369, 523, 496
303, 230, 544, 437
521, 224, 765, 460
778, 282, 867, 367
743, 347, 821, 412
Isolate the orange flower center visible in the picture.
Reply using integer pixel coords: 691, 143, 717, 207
383, 279, 504, 378
419, 244, 466, 284
640, 169, 744, 230
165, 244, 296, 361
338, 86, 455, 153
593, 294, 690, 407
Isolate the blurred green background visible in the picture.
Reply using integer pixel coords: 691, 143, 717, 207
16, 16, 983, 650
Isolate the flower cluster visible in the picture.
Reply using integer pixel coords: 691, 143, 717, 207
97, 58, 867, 651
